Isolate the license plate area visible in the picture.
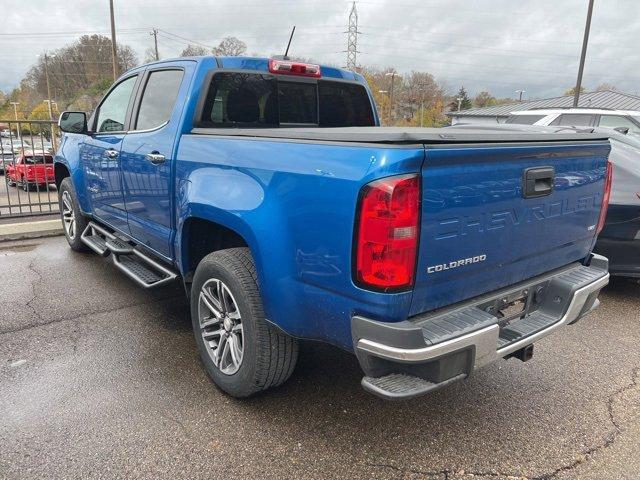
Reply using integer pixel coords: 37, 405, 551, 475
478, 282, 549, 328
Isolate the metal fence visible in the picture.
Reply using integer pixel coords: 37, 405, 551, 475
0, 120, 59, 219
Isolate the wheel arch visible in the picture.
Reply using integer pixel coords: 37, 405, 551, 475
54, 162, 70, 188
178, 213, 260, 287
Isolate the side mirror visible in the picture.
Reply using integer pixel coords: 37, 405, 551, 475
614, 126, 629, 135
58, 111, 88, 134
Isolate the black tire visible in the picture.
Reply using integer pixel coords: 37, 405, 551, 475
191, 247, 298, 398
21, 177, 29, 191
58, 177, 90, 252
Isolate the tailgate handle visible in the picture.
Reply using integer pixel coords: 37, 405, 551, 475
522, 166, 555, 198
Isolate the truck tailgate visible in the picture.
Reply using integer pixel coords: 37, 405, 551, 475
410, 140, 611, 316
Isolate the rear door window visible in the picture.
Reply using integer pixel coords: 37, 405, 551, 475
135, 69, 184, 130
199, 72, 375, 128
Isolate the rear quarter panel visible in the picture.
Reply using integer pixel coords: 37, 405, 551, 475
175, 136, 424, 348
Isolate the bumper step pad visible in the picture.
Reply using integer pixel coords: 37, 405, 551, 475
80, 222, 177, 289
362, 373, 466, 400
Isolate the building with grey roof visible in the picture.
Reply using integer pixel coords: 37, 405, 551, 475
448, 90, 640, 125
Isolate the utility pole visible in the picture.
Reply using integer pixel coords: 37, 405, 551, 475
457, 97, 462, 112
515, 89, 526, 102
43, 54, 53, 121
109, 0, 118, 80
386, 71, 400, 125
345, 2, 360, 70
151, 28, 159, 61
573, 0, 595, 107
10, 102, 19, 120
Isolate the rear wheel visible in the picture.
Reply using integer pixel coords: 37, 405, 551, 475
58, 177, 90, 252
21, 176, 29, 191
191, 248, 298, 398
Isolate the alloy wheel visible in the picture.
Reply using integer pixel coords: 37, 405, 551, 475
198, 278, 244, 375
61, 191, 76, 240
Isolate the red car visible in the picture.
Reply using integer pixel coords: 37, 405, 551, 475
6, 151, 55, 191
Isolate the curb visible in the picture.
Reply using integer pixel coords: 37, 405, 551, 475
0, 219, 64, 242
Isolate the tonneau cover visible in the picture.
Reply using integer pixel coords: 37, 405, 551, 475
190, 125, 610, 145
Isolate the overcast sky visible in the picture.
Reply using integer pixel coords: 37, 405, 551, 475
2, 0, 638, 99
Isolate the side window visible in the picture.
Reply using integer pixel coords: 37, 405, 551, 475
135, 70, 185, 131
95, 76, 137, 133
549, 114, 595, 127
598, 115, 640, 134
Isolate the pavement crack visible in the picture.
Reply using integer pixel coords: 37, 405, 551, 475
0, 295, 184, 335
366, 461, 449, 478
24, 259, 45, 322
534, 367, 640, 479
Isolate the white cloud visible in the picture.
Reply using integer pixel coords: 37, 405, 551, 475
1, 0, 638, 99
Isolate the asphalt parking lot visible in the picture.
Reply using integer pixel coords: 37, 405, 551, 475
1, 236, 639, 480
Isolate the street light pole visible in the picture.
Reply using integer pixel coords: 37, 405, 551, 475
10, 102, 19, 120
515, 89, 526, 102
109, 0, 119, 80
457, 97, 462, 112
573, 0, 595, 107
43, 53, 53, 121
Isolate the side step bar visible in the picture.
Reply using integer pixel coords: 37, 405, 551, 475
80, 222, 177, 289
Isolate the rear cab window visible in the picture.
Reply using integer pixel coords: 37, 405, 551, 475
199, 71, 375, 128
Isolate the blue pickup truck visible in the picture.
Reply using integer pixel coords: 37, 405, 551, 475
55, 56, 612, 400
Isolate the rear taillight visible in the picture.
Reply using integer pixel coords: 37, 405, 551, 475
596, 161, 613, 235
268, 59, 321, 77
355, 174, 420, 291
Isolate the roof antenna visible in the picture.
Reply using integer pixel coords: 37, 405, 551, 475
283, 26, 296, 60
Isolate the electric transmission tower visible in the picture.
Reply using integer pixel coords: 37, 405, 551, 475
345, 2, 360, 71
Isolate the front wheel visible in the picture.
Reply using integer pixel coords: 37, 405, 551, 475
58, 177, 90, 252
191, 248, 298, 398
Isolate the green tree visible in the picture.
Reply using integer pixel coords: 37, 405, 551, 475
450, 86, 472, 111
564, 86, 586, 96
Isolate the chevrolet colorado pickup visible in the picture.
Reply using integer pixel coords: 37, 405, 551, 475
55, 56, 612, 400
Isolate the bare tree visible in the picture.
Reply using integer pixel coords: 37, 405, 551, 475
143, 47, 157, 64
595, 83, 617, 92
180, 44, 209, 57
23, 35, 137, 110
213, 37, 247, 56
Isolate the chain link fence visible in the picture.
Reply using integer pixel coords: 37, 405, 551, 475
0, 120, 59, 219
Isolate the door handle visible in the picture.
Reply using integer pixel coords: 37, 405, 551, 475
104, 149, 119, 159
146, 152, 166, 165
522, 166, 555, 198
